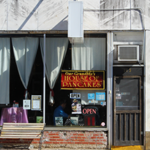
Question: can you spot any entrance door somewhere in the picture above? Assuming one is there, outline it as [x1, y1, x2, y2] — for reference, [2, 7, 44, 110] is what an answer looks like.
[113, 76, 142, 146]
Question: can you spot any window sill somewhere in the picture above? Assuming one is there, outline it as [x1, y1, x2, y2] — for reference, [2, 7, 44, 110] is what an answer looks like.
[0, 126, 108, 131]
[45, 126, 108, 131]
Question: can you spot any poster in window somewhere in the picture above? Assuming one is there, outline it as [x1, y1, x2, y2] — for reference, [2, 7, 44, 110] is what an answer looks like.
[23, 100, 30, 110]
[70, 117, 78, 125]
[70, 93, 81, 99]
[96, 92, 105, 101]
[88, 93, 95, 100]
[71, 99, 81, 114]
[31, 95, 41, 111]
[55, 117, 63, 126]
[36, 116, 43, 123]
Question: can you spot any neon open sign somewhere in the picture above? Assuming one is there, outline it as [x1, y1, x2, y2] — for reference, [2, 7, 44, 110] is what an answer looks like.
[82, 108, 97, 115]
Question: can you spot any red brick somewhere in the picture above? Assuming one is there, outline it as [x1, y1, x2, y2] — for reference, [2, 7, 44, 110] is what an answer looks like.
[81, 142, 89, 144]
[93, 134, 99, 136]
[44, 141, 53, 144]
[57, 139, 64, 141]
[32, 139, 40, 141]
[59, 142, 68, 144]
[48, 139, 57, 141]
[70, 139, 78, 141]
[0, 131, 107, 148]
[89, 142, 96, 144]
[31, 141, 39, 144]
[49, 133, 59, 136]
[52, 136, 60, 138]
[67, 142, 75, 144]
[72, 139, 85, 142]
[75, 142, 83, 144]
[77, 139, 85, 141]
[76, 136, 86, 139]
[91, 137, 97, 139]
[97, 137, 104, 139]
[52, 142, 60, 144]
[76, 134, 84, 136]
[65, 139, 72, 141]
[96, 142, 104, 144]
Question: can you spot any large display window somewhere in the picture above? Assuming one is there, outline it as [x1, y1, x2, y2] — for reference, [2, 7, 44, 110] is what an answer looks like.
[0, 34, 107, 128]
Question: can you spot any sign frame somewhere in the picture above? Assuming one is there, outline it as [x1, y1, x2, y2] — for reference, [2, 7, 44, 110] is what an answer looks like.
[31, 95, 42, 111]
[61, 70, 105, 90]
[23, 99, 30, 110]
[96, 92, 105, 101]
[88, 93, 95, 100]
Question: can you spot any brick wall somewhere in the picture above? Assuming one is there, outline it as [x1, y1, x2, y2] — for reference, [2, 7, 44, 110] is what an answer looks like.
[0, 130, 108, 149]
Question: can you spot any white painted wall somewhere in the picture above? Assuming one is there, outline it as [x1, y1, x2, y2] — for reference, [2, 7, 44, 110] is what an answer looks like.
[145, 31, 150, 131]
[0, 0, 150, 31]
[113, 31, 144, 62]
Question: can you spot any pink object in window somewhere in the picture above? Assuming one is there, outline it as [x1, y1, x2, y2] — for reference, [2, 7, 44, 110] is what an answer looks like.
[0, 107, 28, 125]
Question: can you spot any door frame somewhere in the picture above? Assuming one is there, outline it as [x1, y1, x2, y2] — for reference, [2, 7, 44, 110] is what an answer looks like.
[113, 76, 142, 146]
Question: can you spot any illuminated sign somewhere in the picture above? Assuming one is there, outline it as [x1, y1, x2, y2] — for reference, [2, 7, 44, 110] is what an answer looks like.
[61, 70, 105, 90]
[82, 108, 97, 115]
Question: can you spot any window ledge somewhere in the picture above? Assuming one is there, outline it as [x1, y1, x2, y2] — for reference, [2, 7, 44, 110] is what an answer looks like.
[45, 127, 108, 131]
[0, 126, 108, 131]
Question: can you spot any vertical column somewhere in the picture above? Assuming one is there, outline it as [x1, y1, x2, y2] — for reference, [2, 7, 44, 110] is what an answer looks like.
[107, 32, 113, 148]
[145, 31, 150, 149]
[43, 34, 46, 123]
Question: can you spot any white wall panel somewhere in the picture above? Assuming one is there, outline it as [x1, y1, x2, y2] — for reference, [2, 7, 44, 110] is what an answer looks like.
[0, 0, 149, 31]
[37, 0, 68, 30]
[113, 32, 144, 42]
[8, 0, 39, 30]
[0, 0, 7, 30]
[145, 31, 150, 131]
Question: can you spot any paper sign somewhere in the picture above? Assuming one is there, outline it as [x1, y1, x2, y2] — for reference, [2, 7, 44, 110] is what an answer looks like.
[72, 99, 81, 114]
[70, 117, 78, 125]
[70, 93, 81, 99]
[23, 100, 30, 110]
[96, 92, 105, 100]
[36, 116, 43, 123]
[89, 100, 98, 104]
[88, 93, 95, 100]
[33, 100, 40, 109]
[103, 102, 106, 106]
[55, 117, 63, 126]
[31, 95, 41, 110]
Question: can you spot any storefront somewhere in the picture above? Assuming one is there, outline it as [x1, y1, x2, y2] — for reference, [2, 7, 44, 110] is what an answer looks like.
[0, 31, 145, 149]
[0, 33, 109, 149]
[0, 0, 149, 149]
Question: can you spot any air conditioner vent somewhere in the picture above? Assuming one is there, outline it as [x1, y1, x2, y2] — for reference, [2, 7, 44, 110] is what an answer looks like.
[118, 45, 139, 61]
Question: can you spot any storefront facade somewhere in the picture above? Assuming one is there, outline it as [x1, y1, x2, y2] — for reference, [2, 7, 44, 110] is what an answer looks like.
[0, 0, 150, 149]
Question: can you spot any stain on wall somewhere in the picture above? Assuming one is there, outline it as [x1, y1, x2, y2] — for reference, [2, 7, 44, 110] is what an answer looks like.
[0, 0, 149, 30]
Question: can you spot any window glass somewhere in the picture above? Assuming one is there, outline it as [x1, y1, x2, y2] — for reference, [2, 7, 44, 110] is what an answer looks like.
[115, 78, 139, 110]
[0, 34, 107, 128]
[46, 36, 107, 127]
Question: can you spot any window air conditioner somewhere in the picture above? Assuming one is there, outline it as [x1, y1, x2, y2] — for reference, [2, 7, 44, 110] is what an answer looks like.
[118, 45, 139, 61]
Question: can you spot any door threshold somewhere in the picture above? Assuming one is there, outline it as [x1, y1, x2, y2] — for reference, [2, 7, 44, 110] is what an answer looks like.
[111, 145, 144, 150]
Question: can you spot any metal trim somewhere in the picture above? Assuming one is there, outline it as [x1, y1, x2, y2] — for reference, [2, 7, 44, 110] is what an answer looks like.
[113, 65, 144, 67]
[44, 127, 108, 131]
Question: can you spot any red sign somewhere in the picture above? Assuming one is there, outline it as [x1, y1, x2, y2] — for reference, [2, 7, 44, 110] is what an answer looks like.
[83, 108, 97, 115]
[61, 70, 105, 90]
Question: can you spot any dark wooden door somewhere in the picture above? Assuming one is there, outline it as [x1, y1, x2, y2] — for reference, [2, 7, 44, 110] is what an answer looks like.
[113, 76, 142, 146]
